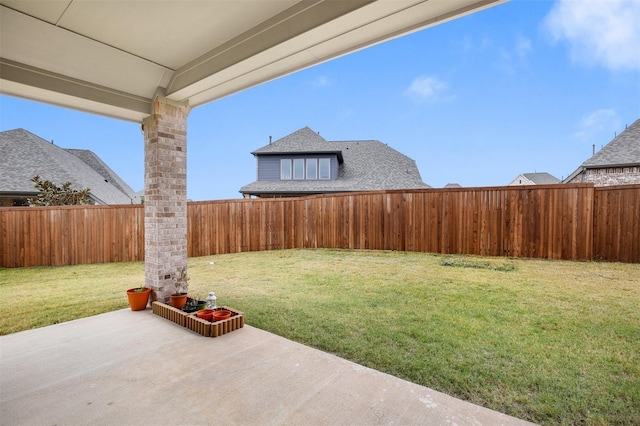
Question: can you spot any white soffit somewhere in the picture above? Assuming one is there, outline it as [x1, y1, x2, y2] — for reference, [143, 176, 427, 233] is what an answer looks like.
[0, 0, 506, 122]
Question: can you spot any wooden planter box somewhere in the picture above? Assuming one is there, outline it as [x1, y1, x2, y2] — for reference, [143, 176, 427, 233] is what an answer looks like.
[152, 302, 244, 337]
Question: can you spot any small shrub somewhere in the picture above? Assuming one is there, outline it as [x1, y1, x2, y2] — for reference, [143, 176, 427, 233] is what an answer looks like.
[28, 175, 91, 206]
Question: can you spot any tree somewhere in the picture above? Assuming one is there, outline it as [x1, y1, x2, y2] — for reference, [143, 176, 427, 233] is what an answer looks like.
[28, 175, 91, 206]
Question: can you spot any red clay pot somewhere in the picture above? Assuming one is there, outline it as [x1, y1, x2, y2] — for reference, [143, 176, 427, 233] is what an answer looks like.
[213, 310, 231, 321]
[170, 293, 188, 309]
[126, 287, 151, 311]
[196, 309, 214, 321]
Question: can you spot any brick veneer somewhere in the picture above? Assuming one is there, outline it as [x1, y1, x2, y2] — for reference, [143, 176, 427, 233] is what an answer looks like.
[143, 95, 190, 303]
[567, 166, 640, 186]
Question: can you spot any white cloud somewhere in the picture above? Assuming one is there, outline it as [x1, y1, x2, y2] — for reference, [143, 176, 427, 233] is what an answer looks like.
[311, 75, 331, 87]
[544, 0, 640, 71]
[452, 35, 492, 54]
[495, 36, 532, 75]
[575, 109, 621, 140]
[515, 35, 533, 61]
[405, 76, 452, 103]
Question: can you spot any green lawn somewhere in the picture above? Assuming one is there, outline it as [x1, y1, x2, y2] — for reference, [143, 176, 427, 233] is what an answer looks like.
[1, 249, 639, 425]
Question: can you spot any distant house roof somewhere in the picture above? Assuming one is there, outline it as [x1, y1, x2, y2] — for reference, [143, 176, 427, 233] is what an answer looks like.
[509, 172, 560, 186]
[240, 127, 429, 196]
[582, 118, 640, 168]
[565, 118, 640, 182]
[0, 128, 139, 204]
[252, 127, 344, 161]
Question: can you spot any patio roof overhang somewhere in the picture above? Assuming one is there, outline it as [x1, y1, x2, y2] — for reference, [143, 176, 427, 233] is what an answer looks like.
[0, 0, 505, 122]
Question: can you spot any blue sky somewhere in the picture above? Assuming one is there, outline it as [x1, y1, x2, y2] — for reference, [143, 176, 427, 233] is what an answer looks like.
[1, 0, 639, 200]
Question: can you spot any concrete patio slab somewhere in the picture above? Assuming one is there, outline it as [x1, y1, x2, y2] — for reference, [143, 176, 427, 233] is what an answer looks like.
[0, 309, 535, 425]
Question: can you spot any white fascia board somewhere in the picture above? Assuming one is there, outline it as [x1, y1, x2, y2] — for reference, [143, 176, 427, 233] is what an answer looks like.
[0, 78, 148, 122]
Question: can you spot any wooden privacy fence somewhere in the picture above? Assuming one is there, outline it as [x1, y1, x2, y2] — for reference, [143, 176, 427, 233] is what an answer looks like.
[1, 184, 638, 267]
[0, 204, 144, 267]
[593, 185, 640, 263]
[188, 184, 597, 259]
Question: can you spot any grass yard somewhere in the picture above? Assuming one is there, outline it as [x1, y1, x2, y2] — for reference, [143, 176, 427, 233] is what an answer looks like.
[1, 249, 638, 425]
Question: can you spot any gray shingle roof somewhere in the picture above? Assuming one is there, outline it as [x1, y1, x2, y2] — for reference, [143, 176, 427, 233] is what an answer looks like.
[522, 172, 560, 184]
[252, 127, 339, 155]
[582, 118, 640, 168]
[240, 127, 429, 195]
[0, 128, 137, 204]
[66, 149, 139, 202]
[564, 118, 640, 183]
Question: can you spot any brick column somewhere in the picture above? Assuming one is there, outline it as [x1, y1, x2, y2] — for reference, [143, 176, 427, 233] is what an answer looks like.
[143, 93, 190, 303]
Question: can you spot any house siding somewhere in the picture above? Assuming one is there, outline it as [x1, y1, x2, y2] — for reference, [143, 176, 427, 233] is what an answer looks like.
[567, 166, 640, 186]
[257, 157, 281, 181]
[509, 175, 533, 186]
[257, 155, 338, 181]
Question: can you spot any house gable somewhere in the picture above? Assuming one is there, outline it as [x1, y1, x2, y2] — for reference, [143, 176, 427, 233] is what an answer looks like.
[240, 127, 429, 197]
[509, 172, 560, 186]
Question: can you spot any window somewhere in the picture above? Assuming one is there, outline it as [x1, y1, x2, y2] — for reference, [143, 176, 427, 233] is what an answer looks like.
[281, 159, 292, 180]
[319, 158, 330, 180]
[293, 159, 305, 180]
[281, 157, 331, 181]
[306, 159, 317, 180]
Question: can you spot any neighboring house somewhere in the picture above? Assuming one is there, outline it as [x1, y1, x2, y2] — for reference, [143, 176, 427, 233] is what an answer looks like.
[0, 128, 140, 206]
[509, 172, 560, 186]
[564, 118, 640, 186]
[443, 183, 462, 188]
[240, 127, 429, 198]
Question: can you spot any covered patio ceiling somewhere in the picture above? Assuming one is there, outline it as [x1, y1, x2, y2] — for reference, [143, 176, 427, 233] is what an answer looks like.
[1, 0, 505, 122]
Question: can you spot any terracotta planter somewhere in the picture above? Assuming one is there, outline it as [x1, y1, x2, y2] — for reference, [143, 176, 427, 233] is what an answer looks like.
[213, 310, 231, 321]
[126, 287, 151, 311]
[196, 309, 214, 321]
[170, 293, 188, 309]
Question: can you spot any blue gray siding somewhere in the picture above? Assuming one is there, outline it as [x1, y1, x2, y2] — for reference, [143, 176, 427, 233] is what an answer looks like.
[257, 156, 281, 181]
[257, 155, 338, 181]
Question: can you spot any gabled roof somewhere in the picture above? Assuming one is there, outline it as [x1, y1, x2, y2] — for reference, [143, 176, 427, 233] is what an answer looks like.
[65, 148, 138, 201]
[510, 172, 560, 185]
[0, 128, 138, 204]
[524, 172, 560, 184]
[564, 118, 640, 183]
[252, 127, 344, 161]
[582, 118, 640, 168]
[240, 127, 429, 195]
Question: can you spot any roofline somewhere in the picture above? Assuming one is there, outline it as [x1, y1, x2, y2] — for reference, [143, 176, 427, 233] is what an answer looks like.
[251, 150, 345, 163]
[0, 191, 108, 205]
[251, 150, 342, 155]
[583, 162, 640, 169]
[239, 189, 347, 196]
[563, 166, 583, 183]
